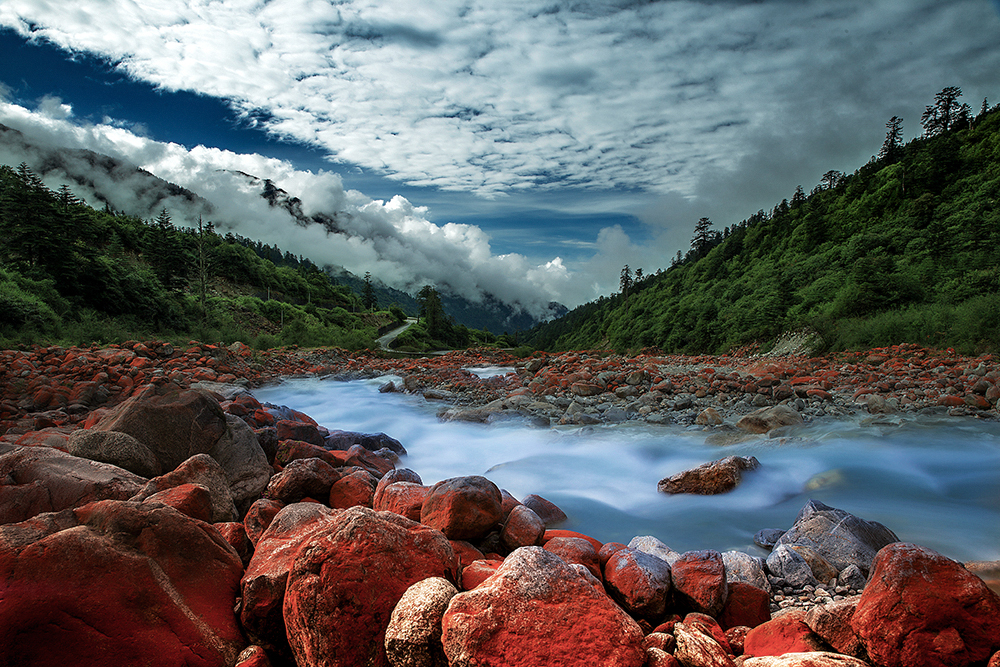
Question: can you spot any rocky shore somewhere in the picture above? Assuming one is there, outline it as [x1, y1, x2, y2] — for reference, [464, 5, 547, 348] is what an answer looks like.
[1, 340, 999, 667]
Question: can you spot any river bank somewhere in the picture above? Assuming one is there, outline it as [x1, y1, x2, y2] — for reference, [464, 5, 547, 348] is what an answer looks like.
[1, 341, 999, 666]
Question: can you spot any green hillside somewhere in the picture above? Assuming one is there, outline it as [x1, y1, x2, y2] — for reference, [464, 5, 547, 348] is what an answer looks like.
[0, 165, 396, 349]
[527, 93, 1000, 355]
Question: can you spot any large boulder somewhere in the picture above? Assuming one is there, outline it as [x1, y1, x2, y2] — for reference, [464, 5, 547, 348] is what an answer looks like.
[775, 500, 899, 576]
[723, 550, 771, 592]
[67, 429, 161, 478]
[129, 453, 239, 523]
[0, 444, 146, 524]
[283, 506, 459, 667]
[420, 476, 503, 541]
[442, 546, 646, 666]
[851, 543, 1000, 667]
[657, 456, 760, 495]
[0, 499, 245, 666]
[736, 405, 803, 434]
[744, 610, 829, 657]
[81, 390, 270, 514]
[240, 503, 340, 653]
[326, 429, 407, 455]
[741, 655, 871, 667]
[385, 577, 458, 667]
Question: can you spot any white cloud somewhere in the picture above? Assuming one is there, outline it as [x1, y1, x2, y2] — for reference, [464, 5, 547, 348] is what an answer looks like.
[2, 0, 997, 202]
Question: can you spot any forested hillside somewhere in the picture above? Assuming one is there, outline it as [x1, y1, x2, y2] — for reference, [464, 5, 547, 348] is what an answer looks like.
[527, 92, 1000, 355]
[0, 164, 397, 349]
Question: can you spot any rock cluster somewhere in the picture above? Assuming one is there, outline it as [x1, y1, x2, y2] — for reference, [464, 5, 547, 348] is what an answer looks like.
[1, 342, 1000, 666]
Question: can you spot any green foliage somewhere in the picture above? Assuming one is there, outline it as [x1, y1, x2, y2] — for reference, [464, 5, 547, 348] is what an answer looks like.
[527, 101, 1000, 354]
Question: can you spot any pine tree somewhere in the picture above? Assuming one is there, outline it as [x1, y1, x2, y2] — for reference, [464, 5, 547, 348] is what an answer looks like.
[879, 116, 904, 162]
[921, 87, 965, 137]
[362, 271, 378, 311]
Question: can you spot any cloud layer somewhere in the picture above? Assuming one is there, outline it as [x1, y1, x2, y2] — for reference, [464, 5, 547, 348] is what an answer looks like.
[2, 1, 997, 200]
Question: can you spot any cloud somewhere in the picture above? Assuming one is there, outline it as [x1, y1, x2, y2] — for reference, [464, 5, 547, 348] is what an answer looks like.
[1, 0, 996, 203]
[0, 98, 606, 315]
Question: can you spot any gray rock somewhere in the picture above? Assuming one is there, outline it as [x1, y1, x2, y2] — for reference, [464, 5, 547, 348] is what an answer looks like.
[736, 404, 803, 434]
[837, 563, 867, 590]
[776, 500, 899, 576]
[385, 577, 457, 667]
[723, 550, 771, 592]
[68, 430, 162, 478]
[754, 528, 785, 550]
[766, 544, 820, 589]
[628, 535, 681, 565]
[209, 414, 272, 516]
[190, 381, 253, 400]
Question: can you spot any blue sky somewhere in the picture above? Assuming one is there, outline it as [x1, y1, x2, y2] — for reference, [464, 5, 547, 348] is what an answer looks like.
[1, 1, 999, 312]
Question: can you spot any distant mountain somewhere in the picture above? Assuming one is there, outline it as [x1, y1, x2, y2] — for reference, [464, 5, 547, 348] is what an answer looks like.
[0, 122, 560, 333]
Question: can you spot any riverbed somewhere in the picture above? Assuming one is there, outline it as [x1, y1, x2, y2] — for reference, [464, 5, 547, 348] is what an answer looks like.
[254, 374, 1000, 563]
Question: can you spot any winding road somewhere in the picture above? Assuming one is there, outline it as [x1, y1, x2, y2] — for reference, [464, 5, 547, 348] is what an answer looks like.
[376, 318, 417, 350]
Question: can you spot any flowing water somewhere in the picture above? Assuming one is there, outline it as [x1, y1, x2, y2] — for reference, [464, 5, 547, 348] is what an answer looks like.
[254, 372, 1000, 563]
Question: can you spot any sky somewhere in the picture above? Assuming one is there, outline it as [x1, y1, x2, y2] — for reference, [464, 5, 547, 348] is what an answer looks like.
[1, 0, 999, 316]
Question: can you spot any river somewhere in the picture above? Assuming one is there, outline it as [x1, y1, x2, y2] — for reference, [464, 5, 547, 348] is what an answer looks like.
[254, 370, 1000, 563]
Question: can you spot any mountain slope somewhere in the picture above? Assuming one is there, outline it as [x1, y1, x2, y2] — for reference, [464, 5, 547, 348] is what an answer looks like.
[527, 104, 1000, 355]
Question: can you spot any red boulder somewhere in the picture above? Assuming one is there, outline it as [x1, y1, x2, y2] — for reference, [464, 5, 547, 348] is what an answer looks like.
[420, 475, 503, 541]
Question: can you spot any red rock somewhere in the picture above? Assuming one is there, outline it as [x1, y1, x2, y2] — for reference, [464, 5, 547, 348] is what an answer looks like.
[244, 498, 285, 546]
[264, 456, 342, 504]
[500, 488, 522, 518]
[646, 647, 683, 666]
[939, 395, 966, 407]
[0, 499, 244, 666]
[501, 504, 546, 551]
[240, 503, 340, 654]
[658, 456, 759, 495]
[743, 610, 828, 657]
[683, 612, 732, 652]
[851, 542, 1000, 667]
[13, 428, 71, 449]
[964, 393, 991, 409]
[276, 419, 326, 447]
[604, 546, 674, 620]
[544, 528, 603, 552]
[442, 546, 645, 666]
[990, 651, 1000, 667]
[234, 645, 273, 667]
[0, 445, 147, 524]
[215, 521, 253, 567]
[726, 626, 749, 655]
[544, 536, 603, 579]
[461, 558, 503, 590]
[283, 506, 459, 667]
[328, 468, 376, 509]
[718, 582, 771, 629]
[420, 475, 503, 541]
[571, 382, 604, 396]
[672, 549, 729, 617]
[142, 482, 214, 522]
[374, 481, 430, 521]
[450, 539, 486, 570]
[129, 452, 238, 523]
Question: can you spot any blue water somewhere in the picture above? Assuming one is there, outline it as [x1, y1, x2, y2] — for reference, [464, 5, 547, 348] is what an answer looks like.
[254, 375, 1000, 562]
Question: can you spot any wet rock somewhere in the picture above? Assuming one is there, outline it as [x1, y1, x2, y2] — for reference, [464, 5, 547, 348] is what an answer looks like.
[0, 444, 147, 524]
[420, 475, 503, 541]
[604, 546, 674, 620]
[851, 542, 1000, 667]
[657, 455, 760, 495]
[754, 528, 785, 550]
[385, 577, 458, 667]
[521, 493, 568, 526]
[696, 407, 724, 425]
[0, 499, 245, 666]
[672, 549, 729, 617]
[629, 534, 682, 565]
[276, 419, 326, 447]
[326, 429, 407, 455]
[776, 500, 898, 576]
[500, 504, 545, 551]
[442, 546, 645, 666]
[284, 507, 459, 667]
[766, 545, 820, 589]
[328, 468, 377, 509]
[375, 482, 431, 521]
